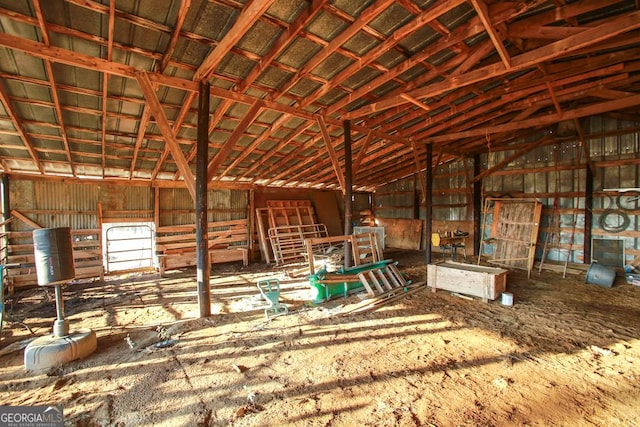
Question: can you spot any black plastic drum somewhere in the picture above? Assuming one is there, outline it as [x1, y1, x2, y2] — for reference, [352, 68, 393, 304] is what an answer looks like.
[33, 227, 75, 286]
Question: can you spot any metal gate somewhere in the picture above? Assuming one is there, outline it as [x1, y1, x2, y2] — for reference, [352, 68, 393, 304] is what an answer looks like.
[104, 223, 154, 273]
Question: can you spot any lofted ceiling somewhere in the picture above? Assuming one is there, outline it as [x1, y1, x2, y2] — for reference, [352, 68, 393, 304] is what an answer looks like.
[0, 0, 639, 193]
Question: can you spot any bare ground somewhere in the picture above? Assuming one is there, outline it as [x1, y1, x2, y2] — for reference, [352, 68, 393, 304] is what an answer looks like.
[1, 250, 639, 426]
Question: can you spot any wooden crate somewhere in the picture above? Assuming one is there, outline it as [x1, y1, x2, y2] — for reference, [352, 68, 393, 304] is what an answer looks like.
[427, 261, 507, 302]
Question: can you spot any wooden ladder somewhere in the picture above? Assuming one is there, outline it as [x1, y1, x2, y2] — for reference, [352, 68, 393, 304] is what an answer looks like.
[356, 262, 409, 297]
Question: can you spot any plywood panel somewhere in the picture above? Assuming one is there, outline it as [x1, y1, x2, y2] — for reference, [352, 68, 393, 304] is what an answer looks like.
[312, 191, 343, 236]
[376, 218, 423, 250]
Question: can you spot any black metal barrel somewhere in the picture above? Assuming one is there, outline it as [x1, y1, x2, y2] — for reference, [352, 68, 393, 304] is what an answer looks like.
[33, 227, 75, 286]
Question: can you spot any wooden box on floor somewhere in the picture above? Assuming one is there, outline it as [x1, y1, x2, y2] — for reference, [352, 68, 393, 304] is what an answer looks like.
[427, 261, 507, 302]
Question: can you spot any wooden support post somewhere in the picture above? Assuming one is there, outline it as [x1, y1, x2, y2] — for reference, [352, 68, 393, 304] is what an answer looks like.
[473, 154, 482, 256]
[584, 160, 594, 264]
[425, 143, 433, 265]
[1, 175, 9, 223]
[344, 120, 353, 269]
[196, 80, 211, 318]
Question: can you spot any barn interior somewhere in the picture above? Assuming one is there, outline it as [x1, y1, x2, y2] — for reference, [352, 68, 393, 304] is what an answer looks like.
[0, 0, 639, 425]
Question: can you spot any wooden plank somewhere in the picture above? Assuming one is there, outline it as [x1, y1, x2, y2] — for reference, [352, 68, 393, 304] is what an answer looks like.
[10, 210, 41, 229]
[469, 0, 511, 68]
[317, 116, 346, 194]
[357, 272, 375, 296]
[375, 218, 422, 250]
[193, 0, 276, 81]
[343, 9, 640, 119]
[207, 101, 263, 180]
[135, 71, 196, 200]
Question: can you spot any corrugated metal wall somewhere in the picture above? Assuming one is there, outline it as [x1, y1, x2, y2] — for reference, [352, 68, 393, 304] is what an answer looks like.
[375, 117, 639, 263]
[158, 187, 248, 227]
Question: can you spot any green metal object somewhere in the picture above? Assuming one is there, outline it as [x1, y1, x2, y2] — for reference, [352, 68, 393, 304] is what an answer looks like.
[257, 279, 288, 320]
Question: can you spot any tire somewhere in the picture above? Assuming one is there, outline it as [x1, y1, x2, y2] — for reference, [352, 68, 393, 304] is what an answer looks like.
[617, 191, 640, 211]
[599, 209, 630, 233]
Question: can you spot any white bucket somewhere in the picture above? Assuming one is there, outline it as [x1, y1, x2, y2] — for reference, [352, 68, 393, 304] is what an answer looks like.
[501, 292, 513, 306]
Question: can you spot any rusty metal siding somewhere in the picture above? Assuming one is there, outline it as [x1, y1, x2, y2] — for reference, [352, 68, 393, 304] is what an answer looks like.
[374, 176, 415, 219]
[158, 187, 249, 227]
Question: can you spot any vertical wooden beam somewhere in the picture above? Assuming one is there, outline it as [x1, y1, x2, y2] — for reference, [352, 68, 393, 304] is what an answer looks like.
[135, 71, 196, 201]
[344, 120, 353, 269]
[196, 81, 211, 318]
[425, 143, 433, 265]
[584, 160, 594, 264]
[411, 141, 427, 203]
[352, 130, 373, 176]
[154, 186, 160, 239]
[1, 175, 9, 223]
[473, 154, 482, 256]
[317, 116, 346, 194]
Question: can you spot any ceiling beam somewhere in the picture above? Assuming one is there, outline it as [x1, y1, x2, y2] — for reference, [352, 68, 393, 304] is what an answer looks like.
[300, 0, 467, 111]
[33, 0, 76, 177]
[207, 101, 263, 180]
[160, 0, 191, 72]
[0, 80, 43, 173]
[135, 71, 196, 200]
[317, 116, 346, 194]
[236, 0, 328, 94]
[352, 130, 373, 176]
[471, 134, 553, 183]
[273, 0, 393, 100]
[468, 0, 511, 68]
[193, 0, 275, 82]
[344, 10, 640, 119]
[423, 93, 640, 144]
[0, 32, 405, 146]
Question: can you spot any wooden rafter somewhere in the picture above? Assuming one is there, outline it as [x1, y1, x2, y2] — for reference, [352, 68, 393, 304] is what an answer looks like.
[135, 71, 196, 200]
[400, 94, 431, 112]
[306, 0, 467, 111]
[274, 0, 393, 99]
[236, 0, 329, 94]
[352, 130, 374, 176]
[193, 0, 275, 82]
[344, 10, 640, 119]
[217, 112, 291, 179]
[471, 134, 553, 183]
[33, 0, 75, 177]
[469, 0, 511, 68]
[104, 0, 115, 178]
[160, 0, 191, 72]
[134, 0, 191, 180]
[0, 80, 43, 173]
[317, 116, 346, 194]
[207, 101, 263, 181]
[0, 32, 406, 146]
[424, 93, 640, 145]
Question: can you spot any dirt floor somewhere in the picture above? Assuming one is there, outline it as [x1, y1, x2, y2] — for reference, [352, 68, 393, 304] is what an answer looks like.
[1, 250, 639, 426]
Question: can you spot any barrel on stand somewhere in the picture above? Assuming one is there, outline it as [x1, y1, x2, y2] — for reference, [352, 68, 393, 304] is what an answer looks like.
[33, 227, 75, 286]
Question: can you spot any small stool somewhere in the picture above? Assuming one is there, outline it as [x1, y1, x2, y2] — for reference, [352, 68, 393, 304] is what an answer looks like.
[257, 279, 288, 320]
